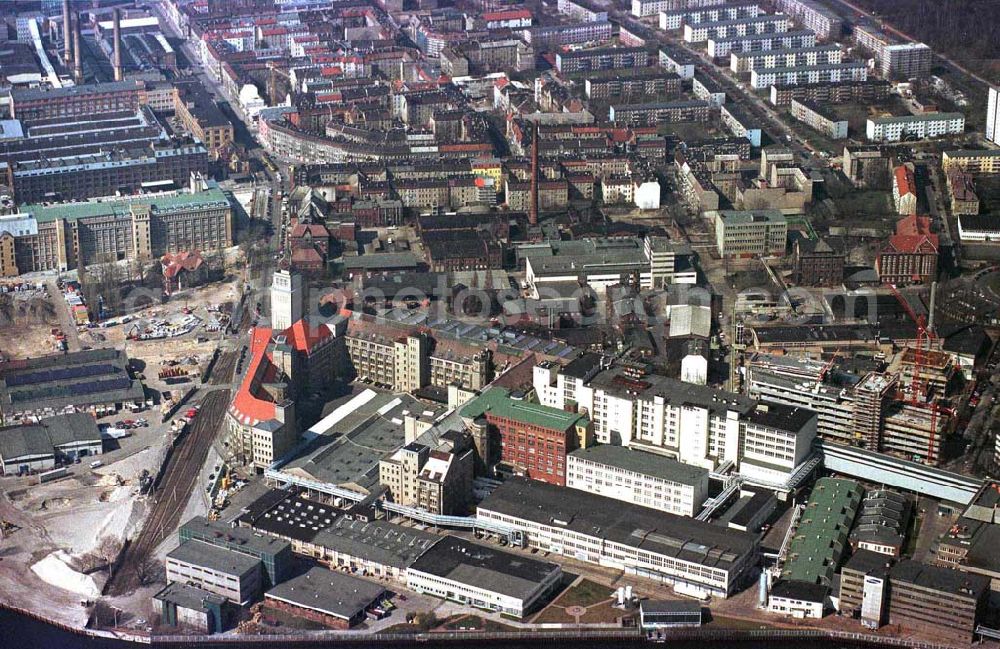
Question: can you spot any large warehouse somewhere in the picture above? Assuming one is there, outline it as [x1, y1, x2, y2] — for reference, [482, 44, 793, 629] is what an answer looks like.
[0, 348, 145, 423]
[477, 477, 759, 598]
[0, 412, 102, 475]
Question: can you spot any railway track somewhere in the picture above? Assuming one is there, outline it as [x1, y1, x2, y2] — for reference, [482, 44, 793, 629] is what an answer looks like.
[105, 389, 231, 596]
[209, 349, 238, 385]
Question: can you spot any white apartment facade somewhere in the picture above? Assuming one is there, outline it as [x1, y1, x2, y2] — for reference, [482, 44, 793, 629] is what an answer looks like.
[683, 15, 789, 44]
[731, 44, 842, 73]
[707, 29, 816, 58]
[866, 113, 965, 142]
[659, 3, 761, 31]
[750, 62, 866, 89]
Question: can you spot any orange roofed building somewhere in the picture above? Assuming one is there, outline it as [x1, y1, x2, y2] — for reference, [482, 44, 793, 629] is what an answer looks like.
[876, 214, 939, 286]
[226, 319, 341, 472]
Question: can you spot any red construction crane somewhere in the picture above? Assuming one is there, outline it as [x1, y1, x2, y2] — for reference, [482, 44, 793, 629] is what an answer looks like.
[889, 286, 941, 464]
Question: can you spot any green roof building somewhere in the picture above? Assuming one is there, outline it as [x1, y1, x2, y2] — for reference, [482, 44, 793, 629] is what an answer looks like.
[782, 477, 863, 586]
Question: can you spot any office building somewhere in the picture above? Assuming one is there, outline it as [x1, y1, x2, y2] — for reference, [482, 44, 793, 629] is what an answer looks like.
[478, 477, 759, 598]
[566, 445, 709, 516]
[773, 0, 842, 39]
[866, 113, 965, 142]
[165, 540, 263, 606]
[876, 214, 938, 285]
[838, 549, 893, 628]
[608, 100, 712, 125]
[714, 210, 788, 257]
[707, 29, 816, 59]
[738, 404, 816, 486]
[178, 516, 293, 588]
[460, 387, 591, 486]
[987, 86, 999, 146]
[790, 99, 848, 139]
[750, 61, 866, 89]
[407, 536, 562, 618]
[887, 561, 989, 641]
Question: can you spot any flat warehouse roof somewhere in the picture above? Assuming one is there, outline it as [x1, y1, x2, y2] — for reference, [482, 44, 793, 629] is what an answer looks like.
[265, 567, 385, 620]
[569, 445, 708, 486]
[479, 477, 757, 570]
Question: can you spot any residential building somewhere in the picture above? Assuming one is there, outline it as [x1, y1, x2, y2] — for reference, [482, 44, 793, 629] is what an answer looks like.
[987, 86, 999, 146]
[843, 145, 890, 188]
[880, 43, 932, 79]
[942, 149, 1000, 175]
[659, 46, 697, 78]
[793, 238, 844, 286]
[946, 170, 980, 216]
[555, 46, 651, 73]
[773, 0, 842, 39]
[683, 15, 790, 44]
[477, 477, 759, 598]
[876, 214, 938, 285]
[866, 113, 965, 143]
[715, 210, 788, 257]
[585, 70, 682, 100]
[692, 73, 726, 106]
[720, 103, 763, 146]
[706, 29, 816, 59]
[459, 387, 591, 486]
[631, 0, 723, 17]
[165, 539, 263, 606]
[892, 164, 918, 215]
[557, 0, 608, 23]
[790, 99, 848, 139]
[660, 3, 762, 31]
[523, 21, 613, 49]
[566, 445, 710, 516]
[750, 62, 866, 89]
[731, 44, 842, 73]
[769, 80, 890, 107]
[407, 536, 562, 618]
[608, 100, 712, 125]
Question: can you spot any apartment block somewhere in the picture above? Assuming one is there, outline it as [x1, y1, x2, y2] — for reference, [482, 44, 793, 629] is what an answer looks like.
[942, 149, 1000, 175]
[750, 61, 866, 89]
[790, 99, 848, 139]
[632, 0, 722, 18]
[707, 29, 816, 59]
[773, 0, 842, 39]
[659, 2, 761, 31]
[585, 70, 682, 99]
[566, 445, 710, 516]
[523, 21, 613, 48]
[659, 46, 697, 78]
[866, 113, 965, 142]
[609, 100, 712, 125]
[557, 0, 608, 22]
[730, 44, 841, 73]
[683, 15, 789, 44]
[769, 80, 890, 107]
[987, 86, 999, 146]
[555, 46, 651, 73]
[721, 104, 763, 146]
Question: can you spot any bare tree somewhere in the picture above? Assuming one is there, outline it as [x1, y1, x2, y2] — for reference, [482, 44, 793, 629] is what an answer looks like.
[136, 556, 164, 586]
[96, 536, 124, 579]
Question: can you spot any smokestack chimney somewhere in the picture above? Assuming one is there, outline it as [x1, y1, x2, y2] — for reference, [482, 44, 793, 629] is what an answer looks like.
[63, 0, 72, 66]
[113, 8, 122, 81]
[928, 281, 937, 333]
[529, 121, 539, 227]
[73, 13, 83, 83]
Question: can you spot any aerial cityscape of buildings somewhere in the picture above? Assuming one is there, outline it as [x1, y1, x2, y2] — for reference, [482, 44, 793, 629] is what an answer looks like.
[0, 0, 998, 645]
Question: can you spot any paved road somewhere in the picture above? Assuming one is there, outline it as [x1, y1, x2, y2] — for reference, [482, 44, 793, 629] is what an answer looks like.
[44, 278, 82, 353]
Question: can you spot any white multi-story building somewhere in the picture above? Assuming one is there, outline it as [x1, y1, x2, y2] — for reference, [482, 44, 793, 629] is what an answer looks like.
[684, 14, 788, 43]
[659, 47, 697, 78]
[165, 540, 263, 606]
[730, 44, 842, 73]
[866, 113, 965, 142]
[632, 0, 721, 18]
[478, 477, 760, 598]
[707, 29, 816, 58]
[773, 0, 842, 39]
[750, 61, 866, 89]
[714, 209, 788, 257]
[986, 85, 999, 146]
[534, 357, 754, 471]
[270, 269, 303, 331]
[738, 403, 816, 486]
[566, 445, 710, 516]
[660, 2, 761, 31]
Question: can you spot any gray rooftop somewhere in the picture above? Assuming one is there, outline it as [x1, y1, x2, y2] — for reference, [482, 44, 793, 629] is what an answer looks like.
[312, 516, 440, 570]
[167, 539, 261, 577]
[0, 412, 101, 462]
[409, 536, 561, 601]
[153, 582, 226, 612]
[889, 560, 989, 598]
[265, 567, 385, 620]
[588, 366, 755, 416]
[569, 445, 708, 486]
[479, 477, 757, 571]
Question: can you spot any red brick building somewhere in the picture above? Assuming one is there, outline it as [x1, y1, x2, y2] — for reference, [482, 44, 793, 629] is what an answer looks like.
[877, 215, 938, 286]
[460, 387, 591, 486]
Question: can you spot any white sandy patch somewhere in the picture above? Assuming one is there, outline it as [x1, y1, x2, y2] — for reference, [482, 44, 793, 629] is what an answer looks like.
[31, 551, 101, 599]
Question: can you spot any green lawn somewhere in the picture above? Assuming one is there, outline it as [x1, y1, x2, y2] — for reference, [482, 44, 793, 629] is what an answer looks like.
[440, 614, 517, 632]
[554, 579, 613, 608]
